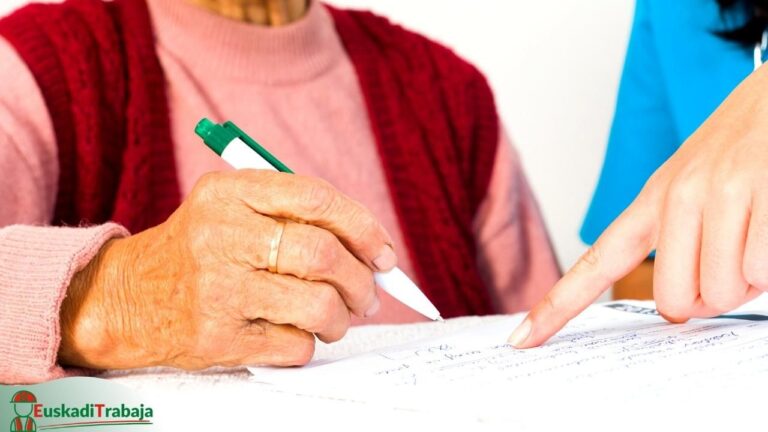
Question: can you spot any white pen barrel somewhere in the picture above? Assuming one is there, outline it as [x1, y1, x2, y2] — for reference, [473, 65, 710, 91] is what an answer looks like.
[374, 268, 441, 321]
[221, 138, 278, 171]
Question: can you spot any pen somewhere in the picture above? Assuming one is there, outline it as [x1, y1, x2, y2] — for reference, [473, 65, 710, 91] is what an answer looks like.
[195, 118, 443, 321]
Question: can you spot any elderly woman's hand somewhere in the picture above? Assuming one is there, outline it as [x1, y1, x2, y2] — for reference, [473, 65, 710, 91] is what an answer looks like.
[57, 170, 396, 370]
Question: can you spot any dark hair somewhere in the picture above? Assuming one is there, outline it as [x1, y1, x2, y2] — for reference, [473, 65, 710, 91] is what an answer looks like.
[717, 0, 768, 44]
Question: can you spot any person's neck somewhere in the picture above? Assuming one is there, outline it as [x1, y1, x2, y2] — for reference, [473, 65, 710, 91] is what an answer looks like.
[186, 0, 308, 25]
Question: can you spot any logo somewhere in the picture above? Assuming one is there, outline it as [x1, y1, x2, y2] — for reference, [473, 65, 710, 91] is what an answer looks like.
[10, 391, 36, 432]
[7, 389, 153, 431]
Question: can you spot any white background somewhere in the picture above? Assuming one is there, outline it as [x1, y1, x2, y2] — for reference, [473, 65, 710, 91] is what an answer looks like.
[0, 0, 635, 287]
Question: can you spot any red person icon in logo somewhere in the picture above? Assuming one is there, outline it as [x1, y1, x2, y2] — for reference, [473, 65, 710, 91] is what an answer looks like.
[9, 390, 36, 432]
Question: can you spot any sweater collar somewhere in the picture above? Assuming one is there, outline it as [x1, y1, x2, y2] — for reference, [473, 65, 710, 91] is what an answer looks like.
[146, 0, 345, 84]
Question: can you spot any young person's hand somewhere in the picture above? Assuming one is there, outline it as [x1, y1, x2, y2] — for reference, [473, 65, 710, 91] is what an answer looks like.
[509, 65, 768, 348]
[59, 170, 396, 369]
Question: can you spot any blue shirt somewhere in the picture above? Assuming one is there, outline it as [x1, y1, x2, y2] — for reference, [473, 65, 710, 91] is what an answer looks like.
[580, 0, 755, 244]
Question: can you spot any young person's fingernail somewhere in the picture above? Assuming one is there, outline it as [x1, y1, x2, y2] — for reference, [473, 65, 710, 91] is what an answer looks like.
[365, 296, 381, 318]
[507, 318, 532, 348]
[373, 245, 397, 271]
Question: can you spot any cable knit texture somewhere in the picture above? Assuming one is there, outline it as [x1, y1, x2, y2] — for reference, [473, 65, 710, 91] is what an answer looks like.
[0, 223, 128, 384]
[0, 0, 180, 233]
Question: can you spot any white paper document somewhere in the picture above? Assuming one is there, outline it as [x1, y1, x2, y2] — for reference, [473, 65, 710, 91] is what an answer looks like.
[251, 301, 768, 386]
[249, 300, 768, 427]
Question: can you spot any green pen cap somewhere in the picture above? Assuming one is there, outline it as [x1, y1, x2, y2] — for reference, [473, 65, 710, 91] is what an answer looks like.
[195, 118, 237, 156]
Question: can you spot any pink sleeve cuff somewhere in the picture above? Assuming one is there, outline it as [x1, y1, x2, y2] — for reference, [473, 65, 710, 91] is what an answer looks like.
[0, 223, 129, 384]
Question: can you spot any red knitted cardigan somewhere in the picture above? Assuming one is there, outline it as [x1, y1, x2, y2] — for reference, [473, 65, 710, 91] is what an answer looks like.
[0, 0, 500, 317]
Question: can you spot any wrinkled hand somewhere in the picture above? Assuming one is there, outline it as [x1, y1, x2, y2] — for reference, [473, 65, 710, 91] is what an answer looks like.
[59, 170, 396, 369]
[509, 65, 768, 348]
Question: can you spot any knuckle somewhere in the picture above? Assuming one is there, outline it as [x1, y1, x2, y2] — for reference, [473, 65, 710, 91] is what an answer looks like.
[355, 214, 385, 247]
[700, 293, 738, 314]
[259, 321, 315, 366]
[312, 285, 341, 326]
[196, 171, 218, 188]
[234, 168, 261, 179]
[571, 246, 604, 280]
[306, 230, 340, 275]
[743, 260, 768, 290]
[289, 333, 316, 365]
[714, 175, 747, 201]
[300, 178, 337, 219]
[526, 293, 560, 329]
[190, 172, 230, 209]
[337, 315, 351, 339]
[320, 314, 351, 344]
[540, 293, 558, 314]
[665, 177, 702, 208]
[194, 171, 223, 194]
[638, 169, 668, 203]
[347, 268, 375, 310]
[699, 273, 750, 313]
[235, 169, 280, 195]
[581, 246, 601, 268]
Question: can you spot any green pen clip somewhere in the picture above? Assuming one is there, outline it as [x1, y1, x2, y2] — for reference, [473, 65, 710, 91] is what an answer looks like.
[222, 121, 293, 174]
[195, 118, 294, 174]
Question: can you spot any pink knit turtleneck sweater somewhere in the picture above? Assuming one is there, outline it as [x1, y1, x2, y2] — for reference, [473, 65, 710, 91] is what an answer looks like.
[0, 0, 560, 383]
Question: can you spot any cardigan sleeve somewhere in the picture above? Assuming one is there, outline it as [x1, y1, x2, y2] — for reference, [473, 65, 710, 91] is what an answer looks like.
[0, 35, 128, 384]
[474, 128, 561, 313]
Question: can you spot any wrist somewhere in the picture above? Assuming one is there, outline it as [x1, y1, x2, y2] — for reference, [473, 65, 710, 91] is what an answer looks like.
[59, 236, 154, 369]
[59, 238, 116, 368]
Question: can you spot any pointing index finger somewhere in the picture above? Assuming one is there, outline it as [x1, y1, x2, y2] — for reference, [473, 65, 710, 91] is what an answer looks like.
[509, 199, 658, 348]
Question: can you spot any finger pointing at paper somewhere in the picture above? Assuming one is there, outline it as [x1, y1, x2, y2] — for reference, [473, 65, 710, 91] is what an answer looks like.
[508, 64, 768, 348]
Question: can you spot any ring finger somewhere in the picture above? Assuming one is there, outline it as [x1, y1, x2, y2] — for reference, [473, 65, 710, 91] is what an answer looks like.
[233, 215, 377, 317]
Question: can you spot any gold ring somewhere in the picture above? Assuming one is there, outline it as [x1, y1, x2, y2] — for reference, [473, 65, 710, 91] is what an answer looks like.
[268, 220, 286, 273]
